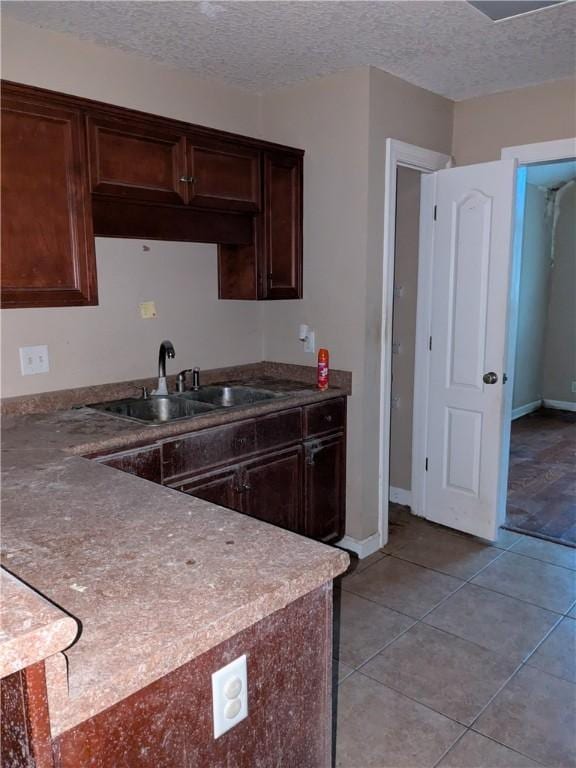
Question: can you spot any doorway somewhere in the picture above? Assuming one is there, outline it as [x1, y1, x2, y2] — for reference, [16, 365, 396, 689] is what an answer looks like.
[504, 158, 576, 546]
[388, 167, 423, 523]
[378, 140, 450, 548]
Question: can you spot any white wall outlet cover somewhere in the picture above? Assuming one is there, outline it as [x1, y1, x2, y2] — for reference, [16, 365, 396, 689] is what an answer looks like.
[19, 345, 49, 376]
[304, 329, 316, 354]
[139, 301, 157, 319]
[211, 654, 248, 739]
[298, 323, 309, 341]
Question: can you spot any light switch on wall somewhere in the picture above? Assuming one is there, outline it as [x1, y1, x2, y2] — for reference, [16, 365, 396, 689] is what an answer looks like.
[19, 345, 49, 376]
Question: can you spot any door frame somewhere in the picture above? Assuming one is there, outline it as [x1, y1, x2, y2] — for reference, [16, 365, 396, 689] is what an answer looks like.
[378, 139, 451, 546]
[498, 137, 576, 516]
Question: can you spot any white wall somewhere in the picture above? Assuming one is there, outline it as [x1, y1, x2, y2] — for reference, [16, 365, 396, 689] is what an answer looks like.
[259, 67, 453, 540]
[543, 181, 576, 405]
[452, 77, 576, 166]
[512, 185, 552, 413]
[258, 68, 371, 540]
[0, 18, 264, 397]
[2, 241, 263, 396]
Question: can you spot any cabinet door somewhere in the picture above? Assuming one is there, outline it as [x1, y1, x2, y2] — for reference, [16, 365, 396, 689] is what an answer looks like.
[1, 93, 97, 308]
[87, 115, 187, 204]
[304, 434, 346, 543]
[187, 138, 261, 212]
[171, 467, 240, 511]
[242, 447, 303, 532]
[101, 445, 162, 484]
[262, 150, 303, 300]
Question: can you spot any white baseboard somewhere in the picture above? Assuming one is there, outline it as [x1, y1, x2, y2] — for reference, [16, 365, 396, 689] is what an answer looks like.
[336, 532, 381, 560]
[389, 486, 412, 506]
[543, 399, 576, 412]
[512, 400, 542, 420]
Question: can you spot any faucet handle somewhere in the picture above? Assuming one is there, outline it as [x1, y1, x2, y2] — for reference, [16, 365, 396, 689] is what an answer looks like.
[140, 386, 150, 400]
[176, 369, 192, 393]
[192, 367, 200, 391]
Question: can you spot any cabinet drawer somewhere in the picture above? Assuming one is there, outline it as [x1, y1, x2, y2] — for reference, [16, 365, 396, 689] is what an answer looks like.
[255, 408, 302, 452]
[304, 398, 346, 437]
[162, 420, 256, 480]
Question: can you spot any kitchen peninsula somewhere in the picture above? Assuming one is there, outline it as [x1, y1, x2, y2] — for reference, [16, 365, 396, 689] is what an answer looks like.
[1, 363, 350, 767]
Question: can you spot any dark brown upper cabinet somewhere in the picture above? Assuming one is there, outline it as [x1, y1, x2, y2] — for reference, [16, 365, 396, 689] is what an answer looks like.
[218, 149, 303, 301]
[88, 116, 260, 212]
[87, 114, 188, 205]
[263, 151, 303, 300]
[1, 80, 303, 308]
[1, 88, 97, 308]
[187, 137, 261, 212]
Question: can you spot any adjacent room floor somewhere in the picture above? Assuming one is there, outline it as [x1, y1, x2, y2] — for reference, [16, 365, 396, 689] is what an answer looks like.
[506, 408, 576, 547]
[334, 506, 576, 768]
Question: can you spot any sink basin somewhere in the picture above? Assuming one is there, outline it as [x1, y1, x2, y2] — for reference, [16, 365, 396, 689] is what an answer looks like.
[179, 385, 280, 408]
[88, 395, 216, 424]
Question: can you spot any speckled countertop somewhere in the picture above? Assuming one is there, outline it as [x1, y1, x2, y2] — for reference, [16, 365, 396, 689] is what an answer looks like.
[1, 372, 349, 737]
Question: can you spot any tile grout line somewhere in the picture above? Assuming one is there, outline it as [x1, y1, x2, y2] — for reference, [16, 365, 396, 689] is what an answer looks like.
[335, 529, 575, 767]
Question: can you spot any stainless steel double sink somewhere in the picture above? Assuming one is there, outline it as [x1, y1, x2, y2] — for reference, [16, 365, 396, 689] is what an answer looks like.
[87, 385, 282, 425]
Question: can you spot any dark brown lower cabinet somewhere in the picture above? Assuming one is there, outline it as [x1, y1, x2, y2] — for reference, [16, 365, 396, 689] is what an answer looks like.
[304, 434, 346, 543]
[172, 447, 303, 533]
[242, 447, 303, 531]
[173, 465, 240, 510]
[97, 397, 346, 544]
[1, 587, 333, 768]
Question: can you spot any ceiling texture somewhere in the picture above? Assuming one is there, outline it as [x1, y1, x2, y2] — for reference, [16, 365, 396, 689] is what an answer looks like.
[3, 0, 575, 100]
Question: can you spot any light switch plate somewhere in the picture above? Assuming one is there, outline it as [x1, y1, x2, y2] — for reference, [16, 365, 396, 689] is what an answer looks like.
[19, 345, 49, 375]
[139, 301, 157, 319]
[211, 654, 248, 739]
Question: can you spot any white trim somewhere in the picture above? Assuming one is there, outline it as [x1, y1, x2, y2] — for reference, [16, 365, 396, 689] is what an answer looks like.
[543, 399, 576, 412]
[336, 533, 381, 559]
[378, 139, 450, 548]
[411, 173, 437, 519]
[389, 486, 412, 506]
[501, 138, 576, 164]
[512, 400, 542, 420]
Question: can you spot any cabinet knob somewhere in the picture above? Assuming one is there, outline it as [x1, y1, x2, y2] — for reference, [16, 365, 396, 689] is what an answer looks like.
[242, 482, 251, 491]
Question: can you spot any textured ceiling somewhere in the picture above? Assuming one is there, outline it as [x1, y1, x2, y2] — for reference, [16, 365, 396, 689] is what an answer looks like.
[3, 1, 576, 100]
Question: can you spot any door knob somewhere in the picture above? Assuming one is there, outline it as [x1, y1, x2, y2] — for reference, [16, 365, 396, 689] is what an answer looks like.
[483, 372, 498, 384]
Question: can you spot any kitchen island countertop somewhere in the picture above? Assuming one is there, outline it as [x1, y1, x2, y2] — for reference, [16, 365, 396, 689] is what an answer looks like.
[1, 379, 349, 736]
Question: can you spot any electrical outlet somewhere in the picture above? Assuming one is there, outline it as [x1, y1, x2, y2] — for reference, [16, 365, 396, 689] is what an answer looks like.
[304, 330, 316, 354]
[19, 345, 49, 375]
[139, 301, 157, 319]
[211, 655, 248, 739]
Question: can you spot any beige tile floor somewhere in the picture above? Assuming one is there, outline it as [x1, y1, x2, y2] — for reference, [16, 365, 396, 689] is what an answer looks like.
[334, 509, 576, 768]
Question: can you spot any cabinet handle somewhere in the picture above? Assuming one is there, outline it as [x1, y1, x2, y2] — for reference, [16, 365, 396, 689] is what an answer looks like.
[306, 440, 322, 466]
[325, 415, 333, 423]
[179, 175, 196, 183]
[242, 483, 251, 491]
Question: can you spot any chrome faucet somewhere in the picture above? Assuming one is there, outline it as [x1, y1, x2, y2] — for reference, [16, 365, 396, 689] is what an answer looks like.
[154, 340, 175, 396]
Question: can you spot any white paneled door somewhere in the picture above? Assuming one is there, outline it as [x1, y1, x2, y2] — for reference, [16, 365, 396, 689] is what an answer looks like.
[425, 160, 516, 540]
